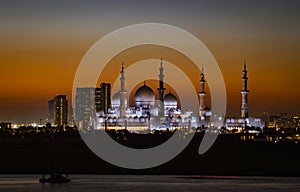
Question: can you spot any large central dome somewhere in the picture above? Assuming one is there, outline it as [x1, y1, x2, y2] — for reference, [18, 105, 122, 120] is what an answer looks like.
[164, 92, 178, 109]
[135, 84, 155, 109]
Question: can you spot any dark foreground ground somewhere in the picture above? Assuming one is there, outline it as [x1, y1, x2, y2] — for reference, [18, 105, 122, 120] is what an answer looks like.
[0, 131, 299, 176]
[1, 175, 300, 192]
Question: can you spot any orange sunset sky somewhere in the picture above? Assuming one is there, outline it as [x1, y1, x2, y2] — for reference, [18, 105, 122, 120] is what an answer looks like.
[0, 0, 299, 123]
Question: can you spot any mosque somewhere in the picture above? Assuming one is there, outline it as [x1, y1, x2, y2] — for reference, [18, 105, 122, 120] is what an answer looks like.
[97, 59, 203, 130]
[95, 59, 262, 131]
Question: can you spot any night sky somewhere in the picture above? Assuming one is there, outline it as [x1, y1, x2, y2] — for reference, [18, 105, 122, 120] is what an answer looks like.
[0, 0, 299, 123]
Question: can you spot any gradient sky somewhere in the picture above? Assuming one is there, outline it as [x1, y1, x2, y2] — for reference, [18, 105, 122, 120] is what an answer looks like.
[0, 0, 299, 123]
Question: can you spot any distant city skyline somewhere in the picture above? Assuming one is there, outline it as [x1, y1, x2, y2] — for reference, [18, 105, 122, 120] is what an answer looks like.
[0, 0, 299, 123]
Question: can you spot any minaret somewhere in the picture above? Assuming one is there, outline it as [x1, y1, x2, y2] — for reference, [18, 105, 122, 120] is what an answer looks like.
[199, 68, 206, 124]
[157, 58, 165, 117]
[119, 62, 127, 118]
[241, 62, 249, 118]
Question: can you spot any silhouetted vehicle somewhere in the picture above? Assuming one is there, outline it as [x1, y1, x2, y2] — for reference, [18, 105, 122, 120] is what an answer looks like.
[39, 173, 71, 183]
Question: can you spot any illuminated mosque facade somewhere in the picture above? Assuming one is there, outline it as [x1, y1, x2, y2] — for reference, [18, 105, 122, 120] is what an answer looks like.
[99, 59, 191, 130]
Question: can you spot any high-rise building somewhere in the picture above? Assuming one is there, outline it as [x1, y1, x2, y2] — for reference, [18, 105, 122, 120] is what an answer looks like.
[95, 83, 111, 114]
[75, 83, 111, 129]
[75, 87, 96, 129]
[95, 87, 101, 113]
[48, 99, 54, 123]
[53, 95, 68, 127]
[241, 62, 249, 118]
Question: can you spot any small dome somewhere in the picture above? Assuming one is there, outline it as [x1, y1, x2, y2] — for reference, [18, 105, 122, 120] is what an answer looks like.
[112, 91, 127, 108]
[135, 85, 155, 108]
[164, 92, 178, 109]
